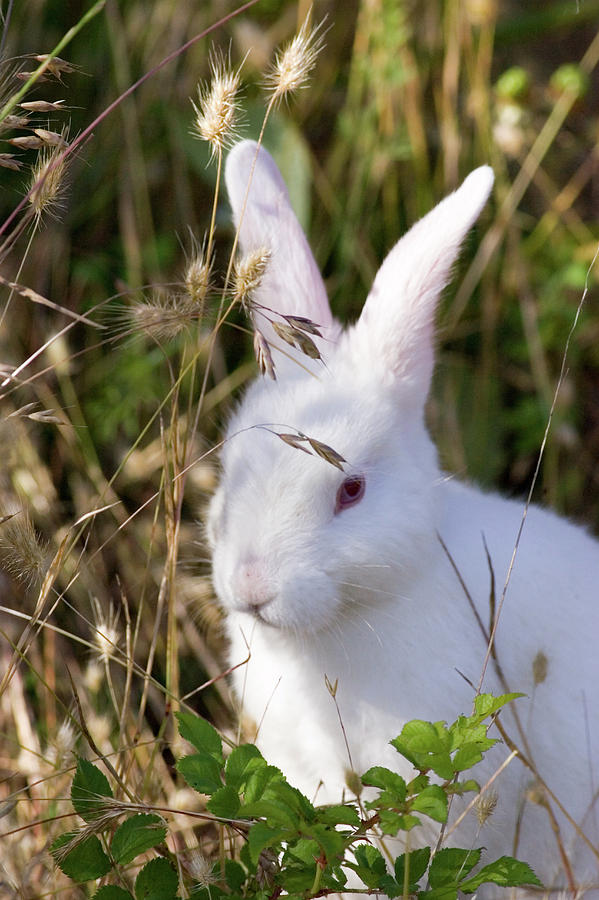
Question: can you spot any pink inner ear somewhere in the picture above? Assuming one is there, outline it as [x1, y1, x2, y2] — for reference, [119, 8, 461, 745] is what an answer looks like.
[346, 166, 494, 399]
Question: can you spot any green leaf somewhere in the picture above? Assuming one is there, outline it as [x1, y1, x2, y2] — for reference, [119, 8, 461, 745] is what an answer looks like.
[451, 742, 488, 772]
[352, 844, 388, 887]
[394, 846, 431, 888]
[225, 743, 265, 790]
[243, 764, 285, 803]
[473, 693, 523, 720]
[418, 886, 458, 900]
[135, 857, 179, 900]
[411, 785, 448, 823]
[111, 814, 166, 866]
[446, 779, 479, 795]
[240, 797, 300, 829]
[207, 785, 240, 819]
[304, 822, 346, 862]
[316, 804, 360, 827]
[176, 711, 223, 763]
[71, 757, 113, 822]
[176, 754, 223, 794]
[224, 859, 246, 892]
[392, 721, 453, 779]
[51, 832, 112, 881]
[247, 821, 289, 864]
[459, 856, 541, 893]
[429, 848, 481, 887]
[378, 809, 421, 834]
[93, 888, 134, 899]
[361, 766, 407, 800]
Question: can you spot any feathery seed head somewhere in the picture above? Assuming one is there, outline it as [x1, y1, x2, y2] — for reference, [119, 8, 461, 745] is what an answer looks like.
[265, 16, 325, 105]
[29, 140, 68, 220]
[0, 506, 47, 587]
[233, 246, 270, 308]
[475, 789, 498, 826]
[192, 52, 241, 156]
[130, 292, 197, 342]
[184, 249, 211, 307]
[93, 603, 120, 665]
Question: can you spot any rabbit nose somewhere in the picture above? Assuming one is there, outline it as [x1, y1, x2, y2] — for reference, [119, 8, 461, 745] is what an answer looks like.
[234, 559, 275, 612]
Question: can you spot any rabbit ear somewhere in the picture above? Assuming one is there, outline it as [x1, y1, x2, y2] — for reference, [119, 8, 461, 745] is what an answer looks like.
[347, 167, 494, 406]
[226, 140, 339, 375]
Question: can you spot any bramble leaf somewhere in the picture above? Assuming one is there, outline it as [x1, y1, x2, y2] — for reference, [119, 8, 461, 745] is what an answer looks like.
[459, 856, 541, 893]
[110, 814, 166, 865]
[71, 757, 113, 822]
[176, 753, 223, 794]
[176, 711, 223, 763]
[51, 832, 112, 881]
[134, 857, 178, 899]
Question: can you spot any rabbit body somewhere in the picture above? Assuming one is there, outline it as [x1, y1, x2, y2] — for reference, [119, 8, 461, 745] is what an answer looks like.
[209, 140, 599, 895]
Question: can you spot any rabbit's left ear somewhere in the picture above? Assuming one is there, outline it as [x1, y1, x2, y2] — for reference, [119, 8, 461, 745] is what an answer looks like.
[346, 167, 494, 406]
[226, 140, 339, 374]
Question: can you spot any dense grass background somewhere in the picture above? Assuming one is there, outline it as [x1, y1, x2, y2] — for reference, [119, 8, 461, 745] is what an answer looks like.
[0, 0, 598, 894]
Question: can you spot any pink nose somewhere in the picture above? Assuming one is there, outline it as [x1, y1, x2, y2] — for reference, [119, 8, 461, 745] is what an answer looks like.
[234, 559, 274, 610]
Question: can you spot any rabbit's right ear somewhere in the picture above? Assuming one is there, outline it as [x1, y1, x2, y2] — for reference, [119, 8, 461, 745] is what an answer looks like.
[226, 140, 339, 374]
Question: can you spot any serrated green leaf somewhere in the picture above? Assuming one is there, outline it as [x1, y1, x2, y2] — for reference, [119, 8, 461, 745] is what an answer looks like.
[418, 886, 458, 900]
[51, 831, 112, 881]
[93, 887, 134, 899]
[243, 764, 284, 803]
[240, 797, 300, 829]
[207, 784, 240, 818]
[176, 753, 223, 794]
[316, 804, 360, 827]
[378, 809, 421, 834]
[446, 778, 479, 795]
[224, 859, 246, 892]
[247, 821, 289, 864]
[175, 712, 223, 763]
[110, 814, 166, 865]
[429, 848, 481, 887]
[135, 857, 179, 899]
[349, 844, 397, 892]
[362, 766, 407, 800]
[451, 742, 488, 772]
[411, 785, 448, 823]
[473, 692, 523, 720]
[71, 757, 113, 822]
[394, 846, 431, 888]
[225, 743, 265, 790]
[459, 856, 541, 893]
[392, 721, 453, 779]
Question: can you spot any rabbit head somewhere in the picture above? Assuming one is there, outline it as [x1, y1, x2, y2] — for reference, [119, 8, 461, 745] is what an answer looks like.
[209, 141, 494, 634]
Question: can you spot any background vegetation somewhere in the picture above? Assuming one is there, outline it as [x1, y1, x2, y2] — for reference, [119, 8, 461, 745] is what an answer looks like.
[0, 0, 598, 895]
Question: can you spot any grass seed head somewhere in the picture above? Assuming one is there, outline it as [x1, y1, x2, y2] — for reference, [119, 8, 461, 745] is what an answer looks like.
[253, 329, 276, 379]
[184, 249, 211, 307]
[130, 292, 197, 343]
[234, 246, 270, 308]
[29, 141, 69, 220]
[264, 15, 325, 105]
[0, 506, 47, 587]
[192, 52, 241, 156]
[475, 789, 498, 826]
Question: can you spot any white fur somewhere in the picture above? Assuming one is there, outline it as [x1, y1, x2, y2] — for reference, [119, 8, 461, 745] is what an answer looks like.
[210, 140, 599, 896]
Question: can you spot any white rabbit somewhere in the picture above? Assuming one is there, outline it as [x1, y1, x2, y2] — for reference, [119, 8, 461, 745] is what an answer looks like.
[209, 139, 599, 896]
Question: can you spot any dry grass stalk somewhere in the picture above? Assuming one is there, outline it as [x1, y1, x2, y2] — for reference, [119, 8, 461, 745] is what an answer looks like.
[233, 246, 270, 309]
[0, 505, 47, 586]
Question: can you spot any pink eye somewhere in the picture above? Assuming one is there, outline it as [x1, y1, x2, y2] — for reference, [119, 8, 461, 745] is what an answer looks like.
[335, 474, 365, 514]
